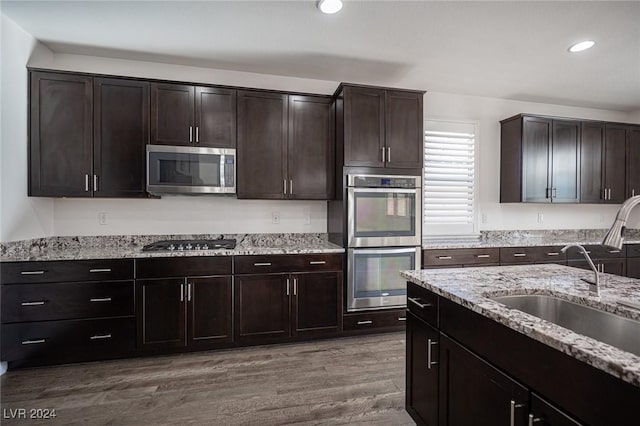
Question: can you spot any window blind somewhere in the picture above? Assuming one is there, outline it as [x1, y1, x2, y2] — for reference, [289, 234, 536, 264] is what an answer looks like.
[424, 121, 477, 237]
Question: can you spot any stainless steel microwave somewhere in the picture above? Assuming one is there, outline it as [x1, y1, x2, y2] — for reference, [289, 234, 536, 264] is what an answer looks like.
[146, 145, 236, 195]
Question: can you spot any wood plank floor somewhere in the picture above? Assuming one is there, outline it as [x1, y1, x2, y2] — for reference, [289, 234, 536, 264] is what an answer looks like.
[1, 332, 414, 425]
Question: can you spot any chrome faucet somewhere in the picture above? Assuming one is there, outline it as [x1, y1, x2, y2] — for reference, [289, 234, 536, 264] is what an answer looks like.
[602, 195, 640, 250]
[561, 244, 600, 296]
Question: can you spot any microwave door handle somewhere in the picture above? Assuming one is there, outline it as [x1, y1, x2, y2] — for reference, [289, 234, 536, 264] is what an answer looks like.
[220, 154, 226, 187]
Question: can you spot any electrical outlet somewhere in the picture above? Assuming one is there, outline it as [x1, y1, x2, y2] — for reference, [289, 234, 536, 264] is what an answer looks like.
[98, 212, 108, 225]
[537, 212, 544, 224]
[272, 211, 280, 224]
[481, 213, 488, 224]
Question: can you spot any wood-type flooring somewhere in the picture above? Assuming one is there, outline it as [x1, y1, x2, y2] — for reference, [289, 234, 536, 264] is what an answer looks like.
[1, 332, 414, 425]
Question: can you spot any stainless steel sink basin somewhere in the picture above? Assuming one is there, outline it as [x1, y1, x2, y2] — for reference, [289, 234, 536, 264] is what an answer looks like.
[492, 294, 640, 356]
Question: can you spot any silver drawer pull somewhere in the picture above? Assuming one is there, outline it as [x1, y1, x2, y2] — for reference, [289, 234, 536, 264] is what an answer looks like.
[89, 268, 112, 273]
[90, 297, 112, 303]
[253, 262, 272, 266]
[397, 317, 407, 321]
[20, 271, 45, 275]
[357, 320, 373, 325]
[608, 250, 621, 254]
[21, 301, 46, 306]
[437, 256, 452, 260]
[408, 297, 432, 309]
[546, 252, 560, 256]
[513, 253, 527, 257]
[476, 254, 491, 258]
[90, 334, 112, 340]
[309, 261, 326, 265]
[22, 339, 46, 345]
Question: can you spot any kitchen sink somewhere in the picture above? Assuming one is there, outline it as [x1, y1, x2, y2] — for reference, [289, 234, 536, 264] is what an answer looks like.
[491, 294, 640, 356]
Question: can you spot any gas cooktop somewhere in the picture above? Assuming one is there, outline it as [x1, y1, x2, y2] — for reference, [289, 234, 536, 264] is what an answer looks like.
[142, 239, 237, 252]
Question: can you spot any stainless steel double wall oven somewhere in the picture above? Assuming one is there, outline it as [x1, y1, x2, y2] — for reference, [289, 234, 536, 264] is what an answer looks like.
[346, 174, 422, 311]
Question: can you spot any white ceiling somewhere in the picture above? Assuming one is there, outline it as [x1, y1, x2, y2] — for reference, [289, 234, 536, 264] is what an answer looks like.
[2, 1, 640, 111]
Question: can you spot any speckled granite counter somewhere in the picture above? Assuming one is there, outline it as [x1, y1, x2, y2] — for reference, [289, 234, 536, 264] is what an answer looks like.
[0, 233, 344, 262]
[401, 264, 640, 387]
[423, 228, 640, 249]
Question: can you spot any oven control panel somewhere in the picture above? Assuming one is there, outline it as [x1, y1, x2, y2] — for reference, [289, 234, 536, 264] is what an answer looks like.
[348, 174, 421, 188]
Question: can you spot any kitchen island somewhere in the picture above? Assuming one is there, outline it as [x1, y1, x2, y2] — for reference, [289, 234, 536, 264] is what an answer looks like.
[402, 264, 640, 426]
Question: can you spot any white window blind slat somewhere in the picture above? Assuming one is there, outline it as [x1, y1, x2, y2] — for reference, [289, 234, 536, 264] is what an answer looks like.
[424, 121, 478, 237]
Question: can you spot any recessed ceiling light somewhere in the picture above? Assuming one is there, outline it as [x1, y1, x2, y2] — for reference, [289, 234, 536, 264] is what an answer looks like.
[317, 0, 343, 14]
[568, 40, 595, 53]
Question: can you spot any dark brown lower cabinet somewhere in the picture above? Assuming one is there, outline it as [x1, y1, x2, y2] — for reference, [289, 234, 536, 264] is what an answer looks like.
[530, 394, 582, 426]
[568, 258, 626, 276]
[292, 272, 341, 337]
[626, 258, 640, 278]
[136, 276, 232, 351]
[406, 313, 439, 426]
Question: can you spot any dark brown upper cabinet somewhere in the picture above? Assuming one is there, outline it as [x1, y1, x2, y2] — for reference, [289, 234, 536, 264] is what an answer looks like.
[30, 71, 93, 197]
[580, 122, 605, 203]
[338, 84, 424, 170]
[29, 71, 149, 198]
[150, 83, 235, 148]
[603, 124, 628, 203]
[500, 115, 579, 203]
[627, 126, 640, 198]
[237, 91, 334, 200]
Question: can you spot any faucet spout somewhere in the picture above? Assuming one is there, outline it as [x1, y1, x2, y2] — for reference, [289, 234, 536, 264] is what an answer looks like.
[561, 244, 600, 296]
[602, 195, 640, 250]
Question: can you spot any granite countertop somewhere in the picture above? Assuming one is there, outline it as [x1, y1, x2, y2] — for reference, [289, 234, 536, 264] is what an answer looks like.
[0, 233, 344, 262]
[401, 264, 640, 387]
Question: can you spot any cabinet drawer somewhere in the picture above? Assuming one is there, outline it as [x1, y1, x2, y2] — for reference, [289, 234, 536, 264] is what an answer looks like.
[407, 282, 438, 327]
[343, 309, 407, 331]
[234, 255, 293, 274]
[626, 244, 640, 258]
[136, 256, 232, 279]
[1, 317, 135, 364]
[2, 281, 134, 323]
[499, 246, 567, 264]
[1, 259, 134, 284]
[565, 245, 625, 260]
[292, 253, 343, 272]
[423, 248, 499, 267]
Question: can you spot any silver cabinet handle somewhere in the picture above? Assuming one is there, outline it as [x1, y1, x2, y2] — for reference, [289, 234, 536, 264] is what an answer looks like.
[608, 250, 621, 253]
[387, 147, 391, 162]
[437, 256, 452, 260]
[180, 283, 184, 302]
[22, 339, 46, 345]
[286, 278, 290, 296]
[283, 179, 287, 195]
[293, 278, 297, 296]
[90, 334, 112, 340]
[408, 297, 432, 309]
[546, 252, 560, 256]
[20, 271, 45, 275]
[189, 126, 193, 142]
[289, 179, 293, 195]
[253, 262, 272, 266]
[552, 187, 557, 198]
[21, 301, 46, 306]
[510, 400, 526, 426]
[381, 147, 386, 163]
[187, 283, 192, 302]
[309, 261, 326, 265]
[603, 188, 607, 201]
[427, 339, 438, 369]
[397, 316, 407, 321]
[93, 175, 98, 192]
[357, 320, 373, 325]
[513, 253, 527, 257]
[476, 254, 491, 258]
[85, 174, 90, 192]
[89, 268, 111, 273]
[608, 188, 612, 200]
[633, 189, 636, 197]
[90, 297, 112, 303]
[195, 126, 199, 143]
[528, 414, 543, 426]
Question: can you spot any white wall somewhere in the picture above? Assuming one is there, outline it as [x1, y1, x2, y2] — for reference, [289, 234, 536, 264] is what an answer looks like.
[0, 14, 55, 242]
[628, 110, 640, 123]
[425, 91, 640, 231]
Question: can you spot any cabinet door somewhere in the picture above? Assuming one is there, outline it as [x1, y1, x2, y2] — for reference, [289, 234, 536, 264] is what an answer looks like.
[568, 259, 626, 277]
[522, 116, 552, 202]
[237, 90, 288, 199]
[288, 95, 334, 200]
[29, 71, 93, 197]
[580, 122, 604, 203]
[385, 90, 423, 169]
[235, 274, 290, 343]
[529, 393, 582, 426]
[195, 86, 236, 148]
[187, 276, 232, 347]
[439, 334, 528, 426]
[551, 120, 580, 203]
[343, 86, 385, 167]
[136, 278, 186, 350]
[93, 78, 149, 197]
[291, 272, 341, 337]
[626, 126, 640, 198]
[150, 83, 194, 146]
[604, 125, 627, 203]
[626, 258, 640, 279]
[406, 313, 439, 426]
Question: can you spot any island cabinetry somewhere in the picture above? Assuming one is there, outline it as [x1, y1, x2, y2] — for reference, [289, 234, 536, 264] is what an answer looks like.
[1, 259, 135, 367]
[234, 254, 342, 344]
[135, 257, 233, 352]
[422, 248, 499, 269]
[566, 244, 626, 276]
